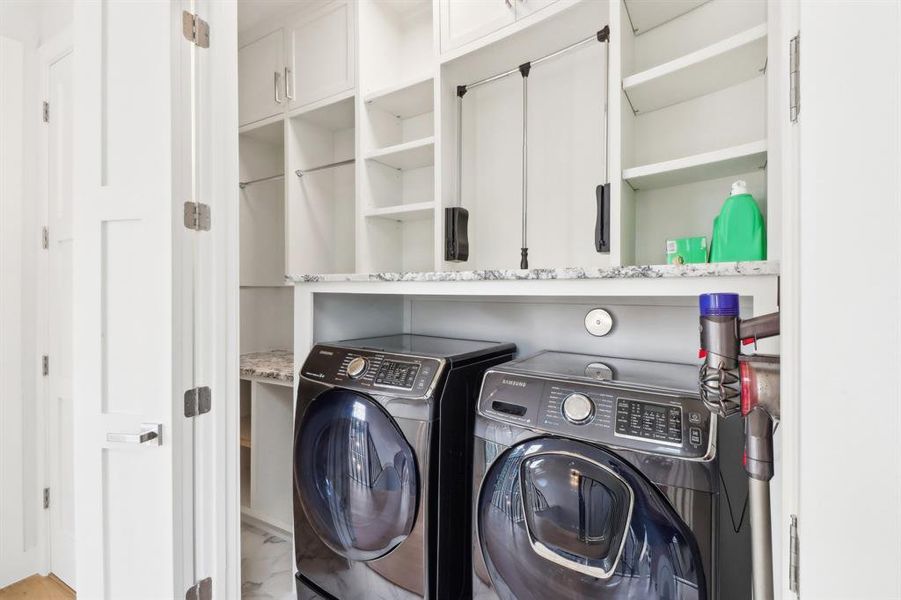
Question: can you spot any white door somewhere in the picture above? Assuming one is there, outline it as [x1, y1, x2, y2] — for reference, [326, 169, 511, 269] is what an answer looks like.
[286, 0, 355, 109]
[0, 34, 41, 590]
[440, 0, 516, 53]
[72, 2, 193, 597]
[46, 48, 76, 590]
[514, 0, 560, 20]
[239, 30, 285, 127]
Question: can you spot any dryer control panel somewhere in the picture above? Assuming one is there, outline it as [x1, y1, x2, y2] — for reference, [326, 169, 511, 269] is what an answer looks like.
[478, 370, 714, 460]
[300, 345, 445, 399]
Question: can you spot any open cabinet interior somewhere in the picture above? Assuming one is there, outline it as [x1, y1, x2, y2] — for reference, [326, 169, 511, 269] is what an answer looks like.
[440, 0, 610, 270]
[619, 0, 770, 265]
[358, 0, 437, 273]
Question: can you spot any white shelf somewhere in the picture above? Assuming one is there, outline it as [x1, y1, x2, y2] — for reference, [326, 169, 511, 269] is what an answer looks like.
[365, 74, 434, 119]
[288, 90, 355, 131]
[623, 139, 767, 190]
[239, 117, 284, 145]
[623, 0, 709, 35]
[365, 136, 435, 170]
[623, 24, 768, 114]
[365, 201, 435, 222]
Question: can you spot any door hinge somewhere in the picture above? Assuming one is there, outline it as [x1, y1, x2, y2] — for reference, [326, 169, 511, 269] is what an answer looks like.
[185, 577, 212, 600]
[42, 355, 49, 376]
[43, 487, 50, 509]
[42, 101, 49, 123]
[182, 11, 210, 49]
[789, 33, 800, 123]
[789, 514, 800, 594]
[42, 226, 49, 249]
[184, 386, 212, 417]
[183, 201, 211, 231]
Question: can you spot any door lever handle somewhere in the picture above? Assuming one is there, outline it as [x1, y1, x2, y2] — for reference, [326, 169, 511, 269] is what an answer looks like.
[107, 423, 162, 446]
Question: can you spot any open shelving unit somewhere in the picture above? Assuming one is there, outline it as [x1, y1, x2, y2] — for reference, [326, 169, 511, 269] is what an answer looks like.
[357, 0, 438, 273]
[239, 119, 286, 287]
[286, 92, 357, 275]
[619, 0, 773, 266]
[255, 0, 781, 279]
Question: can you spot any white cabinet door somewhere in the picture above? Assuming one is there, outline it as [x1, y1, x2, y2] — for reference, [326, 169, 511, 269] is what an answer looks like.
[286, 0, 355, 109]
[239, 30, 285, 126]
[514, 0, 560, 20]
[440, 0, 516, 53]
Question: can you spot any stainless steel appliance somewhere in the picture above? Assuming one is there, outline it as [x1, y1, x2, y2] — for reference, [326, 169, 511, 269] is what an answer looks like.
[472, 351, 746, 600]
[293, 334, 515, 600]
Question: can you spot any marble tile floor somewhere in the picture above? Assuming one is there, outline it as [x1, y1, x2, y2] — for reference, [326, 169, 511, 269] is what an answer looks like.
[242, 521, 295, 599]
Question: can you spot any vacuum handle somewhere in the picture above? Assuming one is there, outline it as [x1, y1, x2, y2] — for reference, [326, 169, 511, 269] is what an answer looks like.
[595, 183, 610, 252]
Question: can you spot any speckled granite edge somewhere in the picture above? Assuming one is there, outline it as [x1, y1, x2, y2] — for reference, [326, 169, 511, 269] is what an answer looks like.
[287, 261, 779, 284]
[240, 350, 294, 383]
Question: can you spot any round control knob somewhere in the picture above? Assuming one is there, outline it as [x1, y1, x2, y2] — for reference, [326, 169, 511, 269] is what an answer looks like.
[562, 393, 594, 424]
[346, 357, 368, 379]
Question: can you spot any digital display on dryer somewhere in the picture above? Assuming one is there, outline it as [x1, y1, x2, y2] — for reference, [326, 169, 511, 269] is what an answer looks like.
[374, 360, 420, 389]
[615, 398, 683, 446]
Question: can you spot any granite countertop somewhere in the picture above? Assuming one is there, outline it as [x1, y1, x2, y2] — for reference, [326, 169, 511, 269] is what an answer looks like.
[240, 350, 294, 383]
[287, 260, 779, 283]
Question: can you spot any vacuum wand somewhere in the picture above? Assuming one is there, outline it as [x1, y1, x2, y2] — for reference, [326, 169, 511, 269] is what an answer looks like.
[698, 293, 780, 600]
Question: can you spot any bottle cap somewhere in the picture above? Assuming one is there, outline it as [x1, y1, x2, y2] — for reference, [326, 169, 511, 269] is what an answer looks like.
[731, 180, 748, 196]
[700, 293, 740, 317]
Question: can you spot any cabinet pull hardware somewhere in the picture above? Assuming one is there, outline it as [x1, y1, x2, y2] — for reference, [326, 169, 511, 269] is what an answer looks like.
[285, 67, 294, 101]
[274, 71, 283, 104]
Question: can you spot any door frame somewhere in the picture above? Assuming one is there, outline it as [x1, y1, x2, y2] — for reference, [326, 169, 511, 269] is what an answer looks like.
[191, 1, 242, 597]
[36, 26, 74, 586]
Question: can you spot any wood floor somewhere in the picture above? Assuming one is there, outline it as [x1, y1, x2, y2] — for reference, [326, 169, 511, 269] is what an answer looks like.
[0, 575, 74, 600]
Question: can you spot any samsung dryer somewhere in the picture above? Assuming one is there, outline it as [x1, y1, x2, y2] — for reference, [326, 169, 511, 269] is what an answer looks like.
[472, 351, 741, 600]
[293, 334, 515, 600]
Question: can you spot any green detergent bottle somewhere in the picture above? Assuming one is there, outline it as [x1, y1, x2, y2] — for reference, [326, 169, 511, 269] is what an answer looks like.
[709, 180, 766, 262]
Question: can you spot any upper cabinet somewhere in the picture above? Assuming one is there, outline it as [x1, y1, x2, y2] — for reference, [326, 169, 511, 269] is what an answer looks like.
[239, 30, 286, 127]
[439, 0, 564, 54]
[286, 0, 356, 109]
[238, 0, 356, 128]
[440, 0, 516, 52]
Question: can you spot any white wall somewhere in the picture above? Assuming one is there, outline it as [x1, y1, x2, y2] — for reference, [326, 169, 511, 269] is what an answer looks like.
[798, 2, 901, 598]
[0, 0, 72, 586]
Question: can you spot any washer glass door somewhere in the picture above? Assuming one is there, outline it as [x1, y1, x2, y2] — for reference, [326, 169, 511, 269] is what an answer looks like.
[295, 388, 419, 561]
[479, 437, 707, 600]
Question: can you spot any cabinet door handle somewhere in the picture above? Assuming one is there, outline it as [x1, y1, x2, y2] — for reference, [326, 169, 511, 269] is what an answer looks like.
[285, 67, 294, 101]
[107, 423, 162, 446]
[274, 71, 283, 104]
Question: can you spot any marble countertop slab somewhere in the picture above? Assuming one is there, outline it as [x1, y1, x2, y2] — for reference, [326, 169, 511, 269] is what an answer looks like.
[240, 350, 294, 383]
[287, 261, 779, 284]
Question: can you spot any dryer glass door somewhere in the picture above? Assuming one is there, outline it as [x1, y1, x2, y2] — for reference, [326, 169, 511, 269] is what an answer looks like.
[479, 437, 707, 600]
[295, 388, 419, 561]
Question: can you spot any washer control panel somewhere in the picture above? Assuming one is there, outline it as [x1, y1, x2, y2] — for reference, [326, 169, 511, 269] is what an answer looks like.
[374, 360, 421, 389]
[478, 370, 713, 460]
[300, 345, 443, 398]
[615, 399, 683, 446]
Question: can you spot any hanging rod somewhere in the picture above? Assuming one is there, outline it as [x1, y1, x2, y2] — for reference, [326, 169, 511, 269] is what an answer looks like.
[238, 173, 284, 189]
[458, 26, 609, 94]
[295, 158, 355, 178]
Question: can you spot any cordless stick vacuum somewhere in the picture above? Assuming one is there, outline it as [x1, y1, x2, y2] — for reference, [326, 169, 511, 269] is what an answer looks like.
[698, 293, 780, 600]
